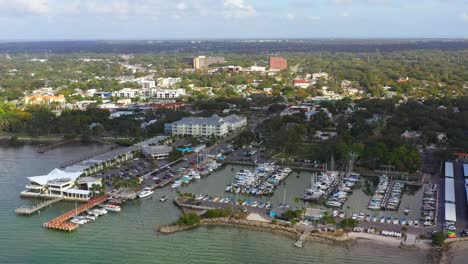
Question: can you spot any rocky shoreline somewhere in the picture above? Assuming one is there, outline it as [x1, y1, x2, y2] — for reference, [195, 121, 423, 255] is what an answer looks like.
[159, 217, 358, 244]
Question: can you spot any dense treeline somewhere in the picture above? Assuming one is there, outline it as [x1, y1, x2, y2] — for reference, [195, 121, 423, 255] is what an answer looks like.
[258, 97, 468, 173]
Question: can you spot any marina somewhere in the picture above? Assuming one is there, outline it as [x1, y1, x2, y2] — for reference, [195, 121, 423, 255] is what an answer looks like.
[15, 197, 63, 215]
[43, 195, 109, 231]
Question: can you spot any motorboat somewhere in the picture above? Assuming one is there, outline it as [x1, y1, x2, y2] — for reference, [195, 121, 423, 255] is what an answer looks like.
[104, 204, 121, 212]
[160, 196, 168, 202]
[357, 213, 365, 221]
[380, 216, 385, 223]
[171, 180, 182, 189]
[70, 217, 88, 225]
[92, 208, 108, 215]
[332, 210, 339, 217]
[138, 187, 154, 199]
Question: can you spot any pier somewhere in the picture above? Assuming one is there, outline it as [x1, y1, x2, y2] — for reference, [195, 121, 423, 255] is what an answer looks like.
[15, 197, 63, 215]
[294, 228, 312, 248]
[59, 145, 118, 168]
[38, 138, 77, 153]
[43, 195, 108, 231]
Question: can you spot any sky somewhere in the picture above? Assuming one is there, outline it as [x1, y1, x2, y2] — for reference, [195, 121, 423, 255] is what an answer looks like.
[0, 0, 467, 40]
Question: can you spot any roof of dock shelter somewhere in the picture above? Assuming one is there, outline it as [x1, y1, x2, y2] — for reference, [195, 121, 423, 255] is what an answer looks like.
[28, 168, 82, 186]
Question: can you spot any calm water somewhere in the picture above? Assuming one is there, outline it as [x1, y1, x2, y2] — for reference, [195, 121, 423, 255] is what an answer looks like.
[0, 144, 430, 264]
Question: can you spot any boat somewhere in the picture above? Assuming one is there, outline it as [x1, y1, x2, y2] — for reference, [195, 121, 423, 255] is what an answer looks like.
[357, 213, 365, 221]
[392, 218, 399, 225]
[332, 210, 339, 217]
[171, 180, 182, 189]
[138, 187, 154, 199]
[104, 204, 121, 212]
[160, 196, 168, 202]
[70, 217, 88, 225]
[408, 220, 413, 226]
[338, 212, 346, 218]
[413, 220, 419, 227]
[92, 208, 108, 215]
[85, 214, 97, 221]
[380, 216, 385, 223]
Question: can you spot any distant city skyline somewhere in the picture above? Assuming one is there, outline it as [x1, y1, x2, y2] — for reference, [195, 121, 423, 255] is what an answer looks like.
[0, 0, 467, 40]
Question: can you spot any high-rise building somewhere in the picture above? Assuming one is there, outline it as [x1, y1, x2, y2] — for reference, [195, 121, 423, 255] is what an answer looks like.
[193, 56, 225, 69]
[268, 56, 288, 70]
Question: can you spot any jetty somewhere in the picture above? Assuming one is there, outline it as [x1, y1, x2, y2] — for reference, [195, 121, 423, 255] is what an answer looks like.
[15, 197, 63, 215]
[294, 228, 312, 248]
[37, 138, 77, 153]
[43, 195, 108, 231]
[59, 145, 118, 168]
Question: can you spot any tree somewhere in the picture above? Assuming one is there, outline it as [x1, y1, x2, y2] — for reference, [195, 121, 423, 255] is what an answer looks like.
[168, 148, 183, 162]
[432, 232, 445, 247]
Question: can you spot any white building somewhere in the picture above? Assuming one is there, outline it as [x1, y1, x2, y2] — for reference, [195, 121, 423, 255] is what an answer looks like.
[21, 168, 92, 201]
[169, 114, 247, 137]
[157, 77, 182, 87]
[112, 88, 185, 99]
[141, 145, 173, 159]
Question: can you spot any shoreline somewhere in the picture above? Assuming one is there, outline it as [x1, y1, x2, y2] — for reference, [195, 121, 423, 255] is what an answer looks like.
[159, 217, 433, 249]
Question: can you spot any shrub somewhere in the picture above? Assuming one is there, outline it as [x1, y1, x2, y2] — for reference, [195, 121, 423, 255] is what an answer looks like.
[339, 218, 359, 228]
[203, 209, 230, 219]
[432, 232, 445, 247]
[177, 213, 200, 226]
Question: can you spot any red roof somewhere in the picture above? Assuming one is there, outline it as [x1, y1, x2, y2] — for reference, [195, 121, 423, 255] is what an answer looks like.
[294, 80, 309, 84]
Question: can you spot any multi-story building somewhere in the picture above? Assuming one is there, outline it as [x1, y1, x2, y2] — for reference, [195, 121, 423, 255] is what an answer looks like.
[193, 56, 225, 69]
[268, 56, 288, 70]
[157, 77, 182, 87]
[168, 114, 246, 137]
[24, 94, 66, 105]
[112, 88, 186, 99]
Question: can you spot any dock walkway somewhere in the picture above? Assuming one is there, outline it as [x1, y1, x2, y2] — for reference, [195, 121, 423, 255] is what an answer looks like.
[294, 228, 312, 248]
[15, 197, 63, 215]
[43, 195, 108, 231]
[38, 138, 76, 153]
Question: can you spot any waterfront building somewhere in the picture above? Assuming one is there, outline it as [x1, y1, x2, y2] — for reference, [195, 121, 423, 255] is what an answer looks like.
[22, 168, 92, 201]
[141, 145, 172, 159]
[168, 114, 246, 137]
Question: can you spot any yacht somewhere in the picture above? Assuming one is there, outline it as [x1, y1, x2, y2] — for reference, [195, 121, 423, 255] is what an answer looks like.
[104, 204, 121, 212]
[160, 196, 168, 202]
[70, 217, 88, 225]
[92, 208, 108, 215]
[138, 187, 154, 199]
[171, 180, 182, 189]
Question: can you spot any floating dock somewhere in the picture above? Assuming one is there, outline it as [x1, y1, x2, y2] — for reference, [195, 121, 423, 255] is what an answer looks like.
[15, 197, 63, 215]
[43, 195, 108, 231]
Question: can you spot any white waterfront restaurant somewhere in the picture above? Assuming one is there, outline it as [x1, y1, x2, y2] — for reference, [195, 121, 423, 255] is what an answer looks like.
[22, 168, 93, 201]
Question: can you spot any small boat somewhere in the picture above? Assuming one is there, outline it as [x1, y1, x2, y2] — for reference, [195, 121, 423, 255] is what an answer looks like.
[338, 212, 346, 218]
[357, 213, 365, 221]
[380, 216, 385, 223]
[332, 210, 339, 217]
[413, 220, 419, 227]
[92, 208, 108, 215]
[85, 214, 97, 221]
[386, 216, 392, 224]
[105, 204, 121, 212]
[393, 218, 399, 225]
[70, 217, 88, 225]
[404, 208, 411, 214]
[160, 196, 168, 202]
[138, 187, 154, 199]
[171, 181, 182, 189]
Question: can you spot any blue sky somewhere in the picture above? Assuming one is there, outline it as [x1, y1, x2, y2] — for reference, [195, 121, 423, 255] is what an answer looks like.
[0, 0, 467, 40]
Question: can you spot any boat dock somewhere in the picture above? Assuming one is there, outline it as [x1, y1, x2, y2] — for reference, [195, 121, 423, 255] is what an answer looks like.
[38, 138, 77, 153]
[15, 197, 63, 215]
[43, 195, 108, 231]
[294, 228, 312, 248]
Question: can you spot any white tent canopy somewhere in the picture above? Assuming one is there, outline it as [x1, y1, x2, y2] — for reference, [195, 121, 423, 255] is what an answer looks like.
[27, 168, 82, 186]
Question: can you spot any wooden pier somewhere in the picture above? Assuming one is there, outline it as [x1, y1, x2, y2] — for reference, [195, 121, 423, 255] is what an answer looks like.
[38, 138, 77, 153]
[15, 197, 63, 215]
[43, 195, 109, 231]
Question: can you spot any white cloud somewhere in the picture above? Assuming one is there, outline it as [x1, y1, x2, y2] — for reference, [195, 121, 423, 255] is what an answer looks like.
[308, 15, 321, 20]
[223, 0, 256, 18]
[286, 13, 295, 20]
[85, 0, 130, 15]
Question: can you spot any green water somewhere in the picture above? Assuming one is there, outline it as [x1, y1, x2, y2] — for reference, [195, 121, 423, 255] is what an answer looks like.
[0, 144, 430, 263]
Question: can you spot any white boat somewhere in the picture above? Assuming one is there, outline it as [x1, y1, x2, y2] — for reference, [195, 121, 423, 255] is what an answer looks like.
[332, 210, 339, 217]
[138, 187, 154, 199]
[70, 217, 88, 225]
[92, 208, 108, 215]
[85, 214, 97, 221]
[171, 181, 182, 189]
[404, 208, 411, 214]
[338, 212, 346, 218]
[160, 196, 168, 202]
[104, 204, 121, 212]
